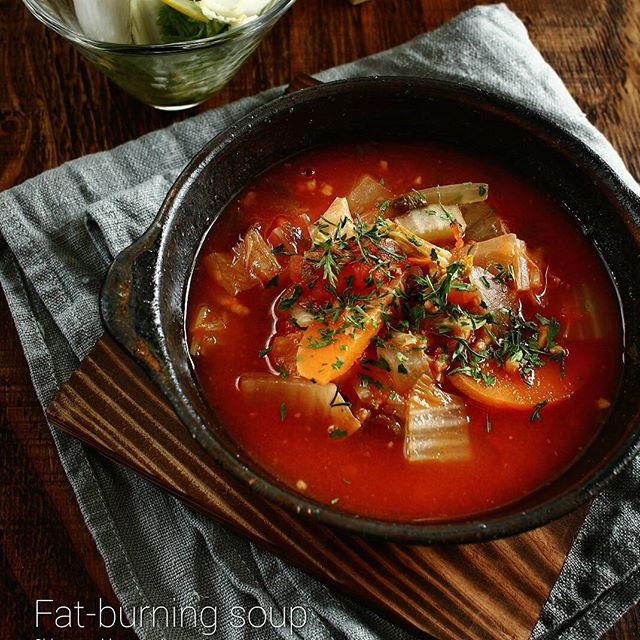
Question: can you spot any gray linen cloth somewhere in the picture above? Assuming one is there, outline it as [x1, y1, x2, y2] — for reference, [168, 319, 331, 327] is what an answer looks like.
[2, 4, 639, 639]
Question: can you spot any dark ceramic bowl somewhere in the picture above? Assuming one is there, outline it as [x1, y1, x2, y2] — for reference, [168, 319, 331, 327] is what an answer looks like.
[101, 77, 640, 544]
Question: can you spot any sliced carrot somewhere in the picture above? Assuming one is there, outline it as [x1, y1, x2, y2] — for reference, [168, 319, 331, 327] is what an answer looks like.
[448, 360, 578, 410]
[297, 317, 383, 385]
[296, 285, 399, 384]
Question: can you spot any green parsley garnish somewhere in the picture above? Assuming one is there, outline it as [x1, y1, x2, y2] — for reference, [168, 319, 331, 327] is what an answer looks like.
[530, 400, 548, 422]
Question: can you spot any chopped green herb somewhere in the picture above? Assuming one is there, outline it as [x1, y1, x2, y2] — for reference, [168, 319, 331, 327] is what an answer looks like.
[279, 402, 287, 421]
[258, 345, 272, 358]
[530, 400, 548, 422]
[277, 284, 302, 311]
[329, 428, 348, 439]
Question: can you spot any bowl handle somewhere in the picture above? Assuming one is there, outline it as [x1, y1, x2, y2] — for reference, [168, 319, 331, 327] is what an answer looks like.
[99, 221, 170, 383]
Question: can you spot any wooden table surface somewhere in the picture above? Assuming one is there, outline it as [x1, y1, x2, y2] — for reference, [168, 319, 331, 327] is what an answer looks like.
[1, 0, 639, 638]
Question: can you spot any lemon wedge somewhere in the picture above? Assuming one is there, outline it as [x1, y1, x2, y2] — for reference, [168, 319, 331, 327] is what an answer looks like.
[159, 0, 209, 23]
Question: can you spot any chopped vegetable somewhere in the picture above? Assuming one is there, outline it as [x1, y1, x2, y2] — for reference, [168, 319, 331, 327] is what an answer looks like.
[466, 233, 542, 291]
[449, 362, 574, 409]
[461, 202, 509, 241]
[309, 197, 354, 245]
[391, 182, 489, 215]
[346, 175, 392, 214]
[384, 220, 452, 266]
[468, 265, 516, 324]
[560, 282, 612, 340]
[395, 203, 466, 244]
[189, 304, 227, 355]
[239, 374, 361, 435]
[404, 375, 471, 462]
[376, 332, 431, 393]
[296, 282, 402, 384]
[269, 333, 302, 377]
[204, 224, 280, 295]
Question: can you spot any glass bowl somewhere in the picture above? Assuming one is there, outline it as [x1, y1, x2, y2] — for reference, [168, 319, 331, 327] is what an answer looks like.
[21, 0, 296, 110]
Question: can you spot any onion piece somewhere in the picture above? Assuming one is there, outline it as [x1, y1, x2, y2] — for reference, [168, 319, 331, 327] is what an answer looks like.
[391, 182, 488, 215]
[290, 303, 315, 328]
[404, 375, 471, 462]
[395, 203, 466, 244]
[239, 374, 361, 435]
[462, 202, 509, 241]
[346, 175, 392, 214]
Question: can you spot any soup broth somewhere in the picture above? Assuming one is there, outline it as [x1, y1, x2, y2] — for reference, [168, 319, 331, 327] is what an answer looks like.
[186, 142, 622, 521]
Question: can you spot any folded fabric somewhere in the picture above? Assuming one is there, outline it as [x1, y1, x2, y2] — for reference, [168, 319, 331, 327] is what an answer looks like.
[1, 4, 639, 639]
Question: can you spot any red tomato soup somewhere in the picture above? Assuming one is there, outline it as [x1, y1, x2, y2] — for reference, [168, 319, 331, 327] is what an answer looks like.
[187, 142, 622, 522]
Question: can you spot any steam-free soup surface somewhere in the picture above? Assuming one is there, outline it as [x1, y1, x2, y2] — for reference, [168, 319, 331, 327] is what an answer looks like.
[187, 142, 622, 521]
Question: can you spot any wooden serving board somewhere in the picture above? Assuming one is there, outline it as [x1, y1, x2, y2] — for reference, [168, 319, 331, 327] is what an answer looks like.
[46, 333, 586, 640]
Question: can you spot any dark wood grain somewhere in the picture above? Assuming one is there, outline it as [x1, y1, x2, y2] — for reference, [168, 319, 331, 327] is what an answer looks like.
[2, 0, 640, 638]
[46, 335, 583, 640]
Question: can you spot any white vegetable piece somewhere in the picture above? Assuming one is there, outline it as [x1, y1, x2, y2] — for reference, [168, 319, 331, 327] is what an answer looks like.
[239, 374, 361, 435]
[391, 183, 488, 214]
[395, 203, 466, 244]
[462, 202, 508, 242]
[466, 233, 542, 292]
[197, 0, 272, 24]
[562, 282, 611, 340]
[346, 174, 392, 213]
[73, 0, 132, 43]
[384, 221, 452, 266]
[404, 375, 471, 463]
[377, 332, 430, 393]
[468, 266, 516, 323]
[131, 0, 165, 43]
[310, 197, 354, 244]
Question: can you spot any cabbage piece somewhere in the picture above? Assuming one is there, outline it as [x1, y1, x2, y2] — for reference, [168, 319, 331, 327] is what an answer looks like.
[346, 175, 392, 214]
[239, 374, 361, 435]
[131, 0, 165, 43]
[204, 224, 280, 295]
[73, 0, 132, 42]
[395, 203, 466, 244]
[384, 221, 452, 266]
[462, 202, 508, 241]
[404, 375, 471, 462]
[468, 266, 516, 325]
[189, 304, 227, 355]
[561, 282, 611, 340]
[391, 182, 488, 214]
[310, 197, 354, 245]
[466, 233, 542, 292]
[377, 332, 430, 393]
